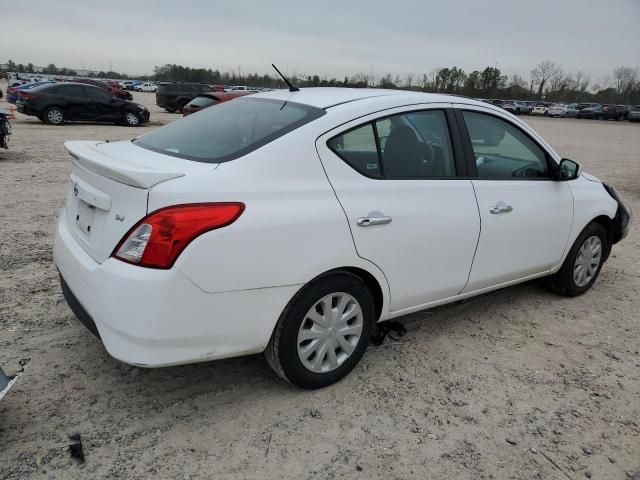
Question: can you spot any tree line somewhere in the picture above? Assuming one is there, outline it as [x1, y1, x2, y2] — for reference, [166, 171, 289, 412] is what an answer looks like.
[3, 59, 639, 104]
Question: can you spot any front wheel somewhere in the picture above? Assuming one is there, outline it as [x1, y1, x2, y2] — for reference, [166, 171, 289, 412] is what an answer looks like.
[265, 271, 375, 389]
[123, 111, 140, 127]
[548, 222, 608, 297]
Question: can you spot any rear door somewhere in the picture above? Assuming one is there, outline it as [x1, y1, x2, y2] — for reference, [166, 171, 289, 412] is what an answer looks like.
[455, 106, 573, 291]
[316, 105, 480, 312]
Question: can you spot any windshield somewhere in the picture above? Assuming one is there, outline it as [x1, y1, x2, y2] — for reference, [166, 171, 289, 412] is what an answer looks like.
[134, 97, 325, 163]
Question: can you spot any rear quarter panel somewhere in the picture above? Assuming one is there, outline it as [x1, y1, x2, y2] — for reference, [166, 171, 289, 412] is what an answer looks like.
[147, 125, 390, 308]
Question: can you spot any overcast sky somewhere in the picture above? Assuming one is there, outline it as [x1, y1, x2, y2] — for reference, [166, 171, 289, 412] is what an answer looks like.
[2, 0, 638, 82]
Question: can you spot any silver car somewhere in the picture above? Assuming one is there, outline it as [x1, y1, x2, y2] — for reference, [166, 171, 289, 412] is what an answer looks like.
[629, 105, 640, 122]
[548, 103, 579, 118]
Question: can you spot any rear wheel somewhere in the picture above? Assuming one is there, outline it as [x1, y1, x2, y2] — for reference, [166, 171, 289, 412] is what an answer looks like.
[265, 271, 375, 389]
[44, 107, 65, 125]
[548, 222, 608, 297]
[164, 107, 177, 113]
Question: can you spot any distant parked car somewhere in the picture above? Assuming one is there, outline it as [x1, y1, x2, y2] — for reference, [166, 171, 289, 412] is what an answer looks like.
[6, 81, 55, 104]
[601, 105, 628, 121]
[576, 103, 599, 111]
[156, 82, 213, 113]
[16, 82, 149, 126]
[182, 91, 250, 116]
[135, 82, 158, 92]
[628, 105, 640, 122]
[548, 103, 579, 118]
[512, 101, 530, 115]
[70, 78, 133, 101]
[124, 81, 142, 91]
[225, 85, 259, 92]
[576, 106, 603, 120]
[531, 105, 549, 116]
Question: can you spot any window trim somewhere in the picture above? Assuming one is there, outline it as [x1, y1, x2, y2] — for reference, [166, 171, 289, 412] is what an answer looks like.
[454, 108, 560, 181]
[326, 107, 468, 181]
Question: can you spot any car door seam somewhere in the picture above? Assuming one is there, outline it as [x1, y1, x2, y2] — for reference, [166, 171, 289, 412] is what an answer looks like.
[313, 139, 393, 305]
[458, 179, 482, 295]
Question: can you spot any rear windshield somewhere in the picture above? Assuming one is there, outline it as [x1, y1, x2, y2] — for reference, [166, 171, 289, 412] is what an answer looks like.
[134, 97, 325, 163]
[187, 96, 218, 108]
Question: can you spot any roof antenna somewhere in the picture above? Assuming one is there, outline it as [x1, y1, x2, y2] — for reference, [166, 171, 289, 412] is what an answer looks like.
[272, 64, 299, 92]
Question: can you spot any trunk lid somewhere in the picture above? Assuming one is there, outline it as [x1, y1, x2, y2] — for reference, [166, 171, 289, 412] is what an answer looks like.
[63, 140, 215, 263]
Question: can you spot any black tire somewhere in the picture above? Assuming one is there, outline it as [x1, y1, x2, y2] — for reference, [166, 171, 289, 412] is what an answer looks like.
[164, 107, 177, 113]
[122, 111, 140, 127]
[44, 107, 65, 125]
[265, 271, 375, 389]
[548, 222, 608, 297]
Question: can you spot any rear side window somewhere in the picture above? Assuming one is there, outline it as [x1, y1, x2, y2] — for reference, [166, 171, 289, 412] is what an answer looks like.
[157, 84, 178, 94]
[327, 124, 381, 178]
[327, 109, 456, 179]
[134, 97, 325, 163]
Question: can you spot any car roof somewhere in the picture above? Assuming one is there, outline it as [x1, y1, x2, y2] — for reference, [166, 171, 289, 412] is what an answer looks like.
[250, 87, 485, 110]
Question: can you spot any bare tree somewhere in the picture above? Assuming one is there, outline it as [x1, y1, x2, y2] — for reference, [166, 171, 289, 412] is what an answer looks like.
[530, 60, 563, 97]
[613, 66, 639, 95]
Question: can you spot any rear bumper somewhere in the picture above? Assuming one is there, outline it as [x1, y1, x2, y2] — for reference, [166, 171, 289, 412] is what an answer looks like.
[54, 210, 299, 367]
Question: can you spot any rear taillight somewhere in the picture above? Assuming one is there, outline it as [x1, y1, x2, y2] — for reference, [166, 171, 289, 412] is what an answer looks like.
[19, 92, 37, 101]
[112, 203, 244, 269]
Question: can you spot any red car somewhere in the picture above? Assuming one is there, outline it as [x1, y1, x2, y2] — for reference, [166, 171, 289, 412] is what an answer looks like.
[67, 78, 132, 100]
[182, 91, 250, 116]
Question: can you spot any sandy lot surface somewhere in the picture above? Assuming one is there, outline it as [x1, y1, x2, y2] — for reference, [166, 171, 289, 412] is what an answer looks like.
[0, 80, 638, 480]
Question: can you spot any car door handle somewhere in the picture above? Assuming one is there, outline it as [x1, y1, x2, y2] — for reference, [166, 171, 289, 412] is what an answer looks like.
[490, 202, 513, 214]
[357, 216, 392, 227]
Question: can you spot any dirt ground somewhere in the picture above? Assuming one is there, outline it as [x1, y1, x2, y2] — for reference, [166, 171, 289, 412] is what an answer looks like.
[0, 80, 638, 480]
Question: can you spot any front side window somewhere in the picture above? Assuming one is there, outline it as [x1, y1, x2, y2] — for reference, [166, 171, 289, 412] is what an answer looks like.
[85, 87, 111, 101]
[462, 111, 550, 179]
[134, 97, 325, 163]
[60, 85, 86, 98]
[327, 109, 456, 179]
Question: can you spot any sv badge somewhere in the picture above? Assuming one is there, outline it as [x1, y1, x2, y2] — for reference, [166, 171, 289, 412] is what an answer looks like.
[114, 214, 126, 222]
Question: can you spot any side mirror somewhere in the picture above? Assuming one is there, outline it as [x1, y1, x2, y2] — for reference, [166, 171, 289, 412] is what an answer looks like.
[558, 158, 581, 181]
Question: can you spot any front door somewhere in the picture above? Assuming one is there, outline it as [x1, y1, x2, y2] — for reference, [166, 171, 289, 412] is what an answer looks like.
[317, 106, 480, 312]
[456, 108, 573, 292]
[84, 87, 120, 122]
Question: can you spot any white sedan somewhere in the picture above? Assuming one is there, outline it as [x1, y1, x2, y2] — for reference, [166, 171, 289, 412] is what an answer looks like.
[135, 82, 157, 92]
[54, 88, 631, 389]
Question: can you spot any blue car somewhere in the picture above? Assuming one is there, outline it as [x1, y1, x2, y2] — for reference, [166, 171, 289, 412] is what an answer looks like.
[7, 81, 55, 104]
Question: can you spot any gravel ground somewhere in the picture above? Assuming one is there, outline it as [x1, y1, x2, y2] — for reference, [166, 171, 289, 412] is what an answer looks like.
[0, 81, 638, 479]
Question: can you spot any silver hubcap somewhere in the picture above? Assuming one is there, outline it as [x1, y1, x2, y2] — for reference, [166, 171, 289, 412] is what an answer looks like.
[126, 112, 139, 125]
[297, 292, 363, 373]
[48, 109, 62, 124]
[573, 236, 602, 287]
